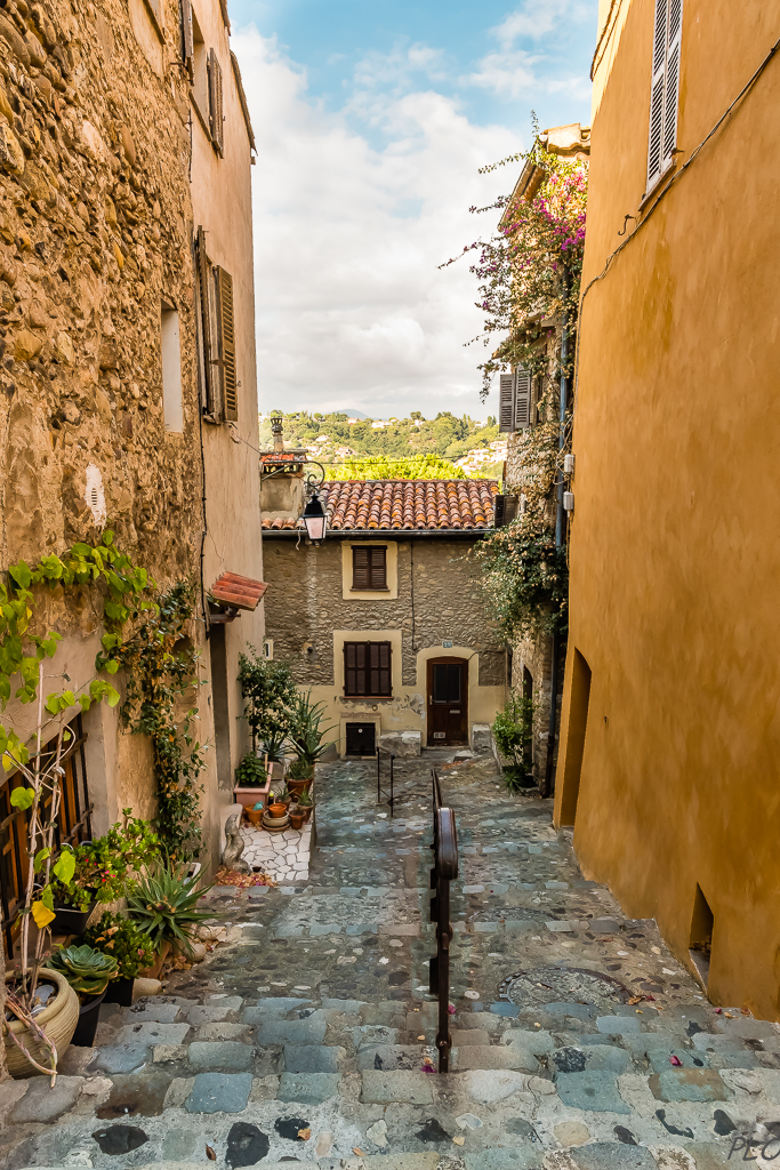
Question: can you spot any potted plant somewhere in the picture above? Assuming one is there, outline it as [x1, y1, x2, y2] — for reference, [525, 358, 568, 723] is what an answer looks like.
[84, 913, 156, 1006]
[233, 753, 270, 811]
[287, 690, 334, 785]
[126, 863, 211, 973]
[492, 690, 536, 792]
[46, 944, 119, 1047]
[237, 648, 296, 756]
[49, 812, 161, 932]
[260, 728, 287, 780]
[297, 787, 314, 823]
[288, 803, 305, 831]
[245, 801, 265, 827]
[270, 781, 291, 809]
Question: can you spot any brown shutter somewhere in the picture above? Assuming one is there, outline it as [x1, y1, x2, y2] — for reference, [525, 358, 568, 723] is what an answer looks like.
[216, 267, 237, 421]
[208, 48, 224, 156]
[377, 642, 391, 696]
[353, 547, 371, 589]
[370, 547, 387, 589]
[498, 372, 514, 432]
[514, 368, 532, 429]
[194, 227, 214, 415]
[180, 0, 194, 80]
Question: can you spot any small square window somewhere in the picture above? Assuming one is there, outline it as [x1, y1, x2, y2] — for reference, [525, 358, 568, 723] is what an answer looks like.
[344, 641, 391, 698]
[352, 546, 387, 591]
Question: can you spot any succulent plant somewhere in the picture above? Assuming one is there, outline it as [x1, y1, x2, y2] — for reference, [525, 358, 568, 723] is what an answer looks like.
[46, 943, 119, 997]
[126, 864, 211, 956]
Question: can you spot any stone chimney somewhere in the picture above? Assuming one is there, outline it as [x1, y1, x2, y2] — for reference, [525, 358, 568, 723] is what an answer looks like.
[271, 414, 284, 454]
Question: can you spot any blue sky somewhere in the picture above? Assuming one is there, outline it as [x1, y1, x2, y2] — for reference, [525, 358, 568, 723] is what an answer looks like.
[230, 1, 596, 419]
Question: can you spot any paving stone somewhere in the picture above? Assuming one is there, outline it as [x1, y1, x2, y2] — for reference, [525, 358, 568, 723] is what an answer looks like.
[278, 1072, 340, 1103]
[92, 1123, 149, 1155]
[255, 1011, 327, 1045]
[225, 1120, 271, 1168]
[187, 1041, 254, 1071]
[451, 1045, 540, 1072]
[184, 997, 243, 1024]
[126, 1001, 184, 1023]
[649, 1068, 730, 1102]
[89, 1043, 149, 1074]
[458, 1069, 555, 1104]
[10, 1076, 83, 1123]
[555, 1071, 631, 1113]
[596, 1015, 644, 1035]
[553, 1044, 631, 1073]
[568, 1142, 657, 1168]
[502, 1028, 555, 1054]
[452, 1028, 492, 1046]
[115, 1022, 191, 1047]
[463, 1150, 542, 1169]
[360, 1070, 434, 1104]
[284, 1043, 345, 1072]
[185, 1072, 253, 1113]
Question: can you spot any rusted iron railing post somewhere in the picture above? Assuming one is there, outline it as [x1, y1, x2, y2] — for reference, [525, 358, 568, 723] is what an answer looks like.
[429, 768, 458, 1072]
[376, 748, 396, 817]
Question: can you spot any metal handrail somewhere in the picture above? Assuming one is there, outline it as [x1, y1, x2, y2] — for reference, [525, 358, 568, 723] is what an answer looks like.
[429, 767, 458, 1072]
[376, 747, 395, 817]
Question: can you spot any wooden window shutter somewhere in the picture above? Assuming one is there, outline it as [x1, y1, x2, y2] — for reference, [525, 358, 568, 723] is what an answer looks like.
[216, 267, 237, 421]
[180, 0, 194, 80]
[514, 367, 532, 430]
[194, 227, 214, 415]
[498, 372, 515, 432]
[371, 547, 387, 589]
[353, 547, 371, 589]
[208, 48, 224, 156]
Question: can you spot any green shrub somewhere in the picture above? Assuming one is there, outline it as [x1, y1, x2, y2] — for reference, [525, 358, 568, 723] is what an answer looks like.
[84, 912, 156, 979]
[234, 754, 267, 787]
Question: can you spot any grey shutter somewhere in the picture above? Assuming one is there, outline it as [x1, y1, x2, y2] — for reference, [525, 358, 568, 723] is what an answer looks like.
[208, 48, 224, 156]
[498, 372, 515, 432]
[663, 0, 683, 160]
[514, 368, 532, 430]
[180, 0, 194, 80]
[194, 227, 214, 415]
[647, 0, 683, 190]
[647, 0, 668, 187]
[215, 267, 237, 421]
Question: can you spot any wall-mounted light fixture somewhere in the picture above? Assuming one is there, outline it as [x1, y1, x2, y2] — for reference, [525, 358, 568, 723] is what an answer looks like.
[300, 461, 327, 544]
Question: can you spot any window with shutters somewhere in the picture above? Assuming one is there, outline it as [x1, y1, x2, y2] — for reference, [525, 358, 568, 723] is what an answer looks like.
[646, 0, 683, 191]
[194, 228, 238, 424]
[498, 367, 532, 433]
[1, 717, 91, 956]
[179, 0, 194, 80]
[344, 641, 392, 698]
[191, 8, 209, 127]
[207, 48, 224, 156]
[351, 546, 387, 591]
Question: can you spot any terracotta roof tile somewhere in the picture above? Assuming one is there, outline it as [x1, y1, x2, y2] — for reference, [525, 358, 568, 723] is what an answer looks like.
[211, 571, 267, 610]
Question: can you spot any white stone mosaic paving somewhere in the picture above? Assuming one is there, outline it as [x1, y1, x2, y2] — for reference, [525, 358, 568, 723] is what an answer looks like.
[239, 820, 312, 883]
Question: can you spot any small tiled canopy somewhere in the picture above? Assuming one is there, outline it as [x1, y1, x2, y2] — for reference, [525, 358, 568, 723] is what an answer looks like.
[210, 571, 267, 610]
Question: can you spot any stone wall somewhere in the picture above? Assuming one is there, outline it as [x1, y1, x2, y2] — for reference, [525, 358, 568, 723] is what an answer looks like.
[0, 0, 201, 576]
[263, 537, 505, 687]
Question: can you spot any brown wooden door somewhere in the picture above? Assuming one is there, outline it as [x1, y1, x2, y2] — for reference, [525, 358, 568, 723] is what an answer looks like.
[427, 658, 468, 745]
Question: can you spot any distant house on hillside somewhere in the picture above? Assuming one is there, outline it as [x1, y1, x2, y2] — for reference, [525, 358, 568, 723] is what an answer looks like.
[260, 448, 507, 757]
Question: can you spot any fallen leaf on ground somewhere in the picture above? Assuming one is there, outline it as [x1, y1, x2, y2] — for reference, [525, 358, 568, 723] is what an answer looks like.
[298, 1128, 311, 1140]
[214, 866, 276, 888]
[453, 1136, 466, 1146]
[353, 1148, 364, 1156]
[670, 1055, 682, 1066]
[206, 1145, 217, 1160]
[417, 1034, 426, 1040]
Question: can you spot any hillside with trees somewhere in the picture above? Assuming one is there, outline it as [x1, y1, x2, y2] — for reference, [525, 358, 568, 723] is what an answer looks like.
[259, 411, 505, 480]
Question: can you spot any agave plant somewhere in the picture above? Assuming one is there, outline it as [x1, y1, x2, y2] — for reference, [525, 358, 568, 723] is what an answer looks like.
[46, 944, 119, 998]
[126, 865, 211, 956]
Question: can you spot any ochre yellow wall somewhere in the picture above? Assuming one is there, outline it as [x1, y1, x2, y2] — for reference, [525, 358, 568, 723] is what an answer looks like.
[555, 0, 780, 1019]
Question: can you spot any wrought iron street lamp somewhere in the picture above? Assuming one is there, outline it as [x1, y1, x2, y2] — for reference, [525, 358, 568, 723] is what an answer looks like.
[300, 462, 327, 544]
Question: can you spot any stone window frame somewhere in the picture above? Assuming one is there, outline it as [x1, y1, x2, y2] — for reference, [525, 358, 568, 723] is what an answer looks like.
[341, 541, 399, 600]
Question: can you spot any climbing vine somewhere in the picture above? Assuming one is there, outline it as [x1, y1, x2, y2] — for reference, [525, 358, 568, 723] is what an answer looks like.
[0, 537, 204, 861]
[0, 531, 152, 770]
[118, 582, 204, 860]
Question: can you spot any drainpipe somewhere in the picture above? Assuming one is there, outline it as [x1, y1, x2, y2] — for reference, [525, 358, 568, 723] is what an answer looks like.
[544, 304, 570, 797]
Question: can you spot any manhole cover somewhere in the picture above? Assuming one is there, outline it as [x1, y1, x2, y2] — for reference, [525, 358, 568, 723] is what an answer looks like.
[498, 965, 630, 1009]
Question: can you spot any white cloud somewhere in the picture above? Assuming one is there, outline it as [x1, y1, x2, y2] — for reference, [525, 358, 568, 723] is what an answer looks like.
[466, 49, 541, 99]
[232, 27, 520, 418]
[493, 1, 593, 46]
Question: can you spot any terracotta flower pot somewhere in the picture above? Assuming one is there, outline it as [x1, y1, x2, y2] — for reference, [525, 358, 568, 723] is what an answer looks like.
[246, 807, 264, 827]
[3, 969, 80, 1078]
[268, 802, 287, 817]
[287, 778, 311, 800]
[289, 811, 305, 830]
[137, 939, 171, 981]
